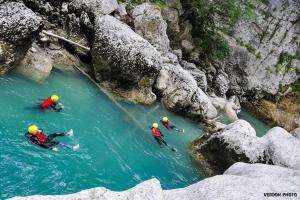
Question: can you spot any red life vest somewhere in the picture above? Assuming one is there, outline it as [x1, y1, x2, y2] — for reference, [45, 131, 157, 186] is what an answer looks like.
[152, 128, 161, 137]
[35, 131, 46, 144]
[40, 97, 55, 109]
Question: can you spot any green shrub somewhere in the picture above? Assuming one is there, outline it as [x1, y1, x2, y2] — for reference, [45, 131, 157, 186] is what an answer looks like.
[296, 67, 300, 75]
[245, 43, 256, 54]
[120, 0, 167, 10]
[292, 80, 300, 96]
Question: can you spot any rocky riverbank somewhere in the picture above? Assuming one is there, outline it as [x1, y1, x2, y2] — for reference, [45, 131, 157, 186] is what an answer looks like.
[10, 162, 300, 200]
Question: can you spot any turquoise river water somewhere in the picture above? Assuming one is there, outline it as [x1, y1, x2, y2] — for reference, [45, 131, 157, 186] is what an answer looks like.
[0, 70, 270, 199]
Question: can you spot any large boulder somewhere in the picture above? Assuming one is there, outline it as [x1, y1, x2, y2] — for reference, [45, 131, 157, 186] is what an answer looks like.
[210, 96, 241, 122]
[92, 15, 162, 104]
[69, 0, 118, 16]
[165, 163, 300, 200]
[10, 163, 300, 200]
[155, 63, 217, 119]
[190, 119, 300, 174]
[0, 2, 42, 74]
[16, 45, 53, 82]
[132, 3, 170, 52]
[262, 127, 300, 170]
[190, 120, 266, 174]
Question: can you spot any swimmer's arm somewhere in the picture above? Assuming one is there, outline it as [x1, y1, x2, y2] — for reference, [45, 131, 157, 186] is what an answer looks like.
[51, 103, 64, 112]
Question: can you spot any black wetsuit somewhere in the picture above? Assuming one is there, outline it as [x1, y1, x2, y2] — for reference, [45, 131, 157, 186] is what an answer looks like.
[25, 131, 66, 149]
[154, 136, 168, 146]
[51, 103, 63, 112]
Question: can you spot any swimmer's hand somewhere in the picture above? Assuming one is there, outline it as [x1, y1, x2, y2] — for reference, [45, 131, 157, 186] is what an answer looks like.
[51, 147, 59, 151]
[65, 129, 73, 137]
[58, 103, 64, 109]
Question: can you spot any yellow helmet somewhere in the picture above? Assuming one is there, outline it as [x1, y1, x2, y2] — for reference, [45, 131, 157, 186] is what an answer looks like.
[28, 125, 38, 135]
[162, 117, 168, 123]
[152, 123, 158, 128]
[51, 95, 59, 103]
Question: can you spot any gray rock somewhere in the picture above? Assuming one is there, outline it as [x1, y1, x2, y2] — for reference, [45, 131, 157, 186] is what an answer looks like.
[262, 127, 300, 170]
[172, 49, 182, 61]
[222, 0, 300, 98]
[155, 63, 217, 119]
[132, 3, 170, 52]
[92, 15, 161, 104]
[165, 163, 300, 200]
[191, 119, 300, 174]
[210, 96, 240, 122]
[162, 0, 183, 45]
[69, 0, 118, 16]
[61, 2, 69, 13]
[214, 73, 230, 97]
[291, 128, 300, 140]
[10, 163, 300, 200]
[117, 3, 127, 16]
[16, 44, 53, 82]
[0, 2, 42, 74]
[181, 60, 207, 91]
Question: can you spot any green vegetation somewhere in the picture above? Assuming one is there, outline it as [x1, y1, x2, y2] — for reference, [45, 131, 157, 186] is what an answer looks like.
[292, 80, 300, 96]
[120, 0, 166, 10]
[296, 67, 300, 75]
[245, 43, 256, 54]
[181, 0, 261, 60]
[274, 52, 300, 73]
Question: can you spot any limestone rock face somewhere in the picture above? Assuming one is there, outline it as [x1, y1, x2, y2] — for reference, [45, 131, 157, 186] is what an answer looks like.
[214, 73, 229, 97]
[10, 163, 300, 200]
[155, 63, 217, 119]
[132, 3, 170, 52]
[0, 2, 42, 74]
[162, 0, 183, 47]
[244, 97, 300, 131]
[190, 119, 300, 174]
[222, 0, 300, 99]
[181, 60, 207, 92]
[92, 15, 161, 104]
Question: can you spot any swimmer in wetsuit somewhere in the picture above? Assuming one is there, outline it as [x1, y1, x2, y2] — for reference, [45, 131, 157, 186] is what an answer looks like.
[25, 125, 79, 151]
[40, 95, 64, 112]
[151, 123, 168, 146]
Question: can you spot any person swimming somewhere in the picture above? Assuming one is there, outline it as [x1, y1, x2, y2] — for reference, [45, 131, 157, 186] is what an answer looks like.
[161, 117, 184, 133]
[25, 125, 79, 151]
[151, 123, 168, 146]
[40, 95, 64, 112]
